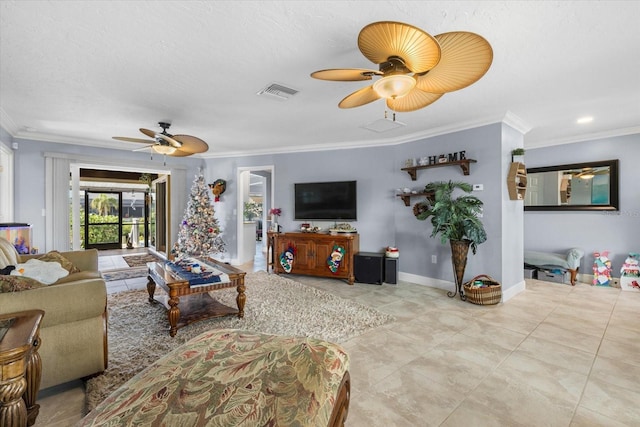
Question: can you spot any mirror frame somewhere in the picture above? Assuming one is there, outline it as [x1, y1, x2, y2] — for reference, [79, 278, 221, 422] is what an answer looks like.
[525, 159, 619, 211]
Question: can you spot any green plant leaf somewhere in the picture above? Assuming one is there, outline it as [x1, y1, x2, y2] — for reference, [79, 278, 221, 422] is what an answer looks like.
[413, 180, 487, 253]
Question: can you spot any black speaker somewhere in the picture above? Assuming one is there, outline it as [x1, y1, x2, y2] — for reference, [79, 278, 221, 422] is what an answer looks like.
[354, 252, 384, 284]
[385, 257, 398, 284]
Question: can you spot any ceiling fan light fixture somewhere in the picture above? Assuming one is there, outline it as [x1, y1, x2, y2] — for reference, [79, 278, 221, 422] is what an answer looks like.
[580, 173, 595, 179]
[152, 144, 177, 155]
[373, 74, 416, 99]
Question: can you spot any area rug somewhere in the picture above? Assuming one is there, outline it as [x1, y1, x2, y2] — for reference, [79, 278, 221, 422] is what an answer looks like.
[122, 253, 161, 267]
[101, 268, 147, 282]
[84, 270, 394, 413]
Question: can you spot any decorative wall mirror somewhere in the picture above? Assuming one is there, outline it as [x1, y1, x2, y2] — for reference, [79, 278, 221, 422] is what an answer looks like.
[525, 159, 619, 211]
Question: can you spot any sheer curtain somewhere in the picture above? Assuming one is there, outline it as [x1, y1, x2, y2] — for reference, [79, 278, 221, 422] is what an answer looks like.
[45, 155, 71, 252]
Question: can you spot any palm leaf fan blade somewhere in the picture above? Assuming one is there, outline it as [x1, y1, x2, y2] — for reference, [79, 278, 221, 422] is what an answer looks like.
[415, 32, 493, 93]
[386, 89, 443, 112]
[338, 85, 381, 109]
[357, 21, 441, 72]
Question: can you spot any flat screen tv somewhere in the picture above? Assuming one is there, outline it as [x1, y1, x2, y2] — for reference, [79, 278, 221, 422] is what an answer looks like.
[294, 181, 357, 221]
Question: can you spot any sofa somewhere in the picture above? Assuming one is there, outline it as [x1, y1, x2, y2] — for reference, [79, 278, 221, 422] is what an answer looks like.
[79, 329, 350, 427]
[0, 237, 108, 390]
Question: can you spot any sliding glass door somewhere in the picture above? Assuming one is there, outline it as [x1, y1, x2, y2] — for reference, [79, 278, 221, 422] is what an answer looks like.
[84, 191, 122, 250]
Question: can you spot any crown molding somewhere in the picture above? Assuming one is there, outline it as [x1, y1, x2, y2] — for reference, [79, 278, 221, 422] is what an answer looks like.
[525, 126, 640, 149]
[5, 106, 633, 158]
[0, 107, 19, 136]
[502, 111, 532, 134]
[203, 113, 514, 159]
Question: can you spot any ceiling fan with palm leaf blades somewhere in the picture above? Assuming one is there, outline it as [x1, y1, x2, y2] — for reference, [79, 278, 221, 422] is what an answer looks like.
[311, 21, 493, 112]
[113, 121, 209, 158]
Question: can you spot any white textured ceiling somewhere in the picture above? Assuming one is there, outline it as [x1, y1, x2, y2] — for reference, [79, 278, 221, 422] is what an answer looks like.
[1, 1, 639, 158]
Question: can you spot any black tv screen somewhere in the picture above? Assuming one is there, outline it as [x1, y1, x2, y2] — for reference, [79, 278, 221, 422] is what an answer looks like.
[294, 181, 357, 221]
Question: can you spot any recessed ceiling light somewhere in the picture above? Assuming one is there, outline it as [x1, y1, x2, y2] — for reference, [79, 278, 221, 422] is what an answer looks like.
[577, 116, 593, 124]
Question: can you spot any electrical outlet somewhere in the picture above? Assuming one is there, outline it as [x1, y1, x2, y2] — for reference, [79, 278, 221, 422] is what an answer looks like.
[431, 255, 437, 264]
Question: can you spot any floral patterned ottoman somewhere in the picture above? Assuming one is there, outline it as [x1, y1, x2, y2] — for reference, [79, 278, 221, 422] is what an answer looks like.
[78, 329, 350, 426]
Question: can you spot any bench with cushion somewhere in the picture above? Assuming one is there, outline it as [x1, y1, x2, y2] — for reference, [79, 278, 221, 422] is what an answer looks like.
[524, 248, 585, 285]
[79, 329, 350, 427]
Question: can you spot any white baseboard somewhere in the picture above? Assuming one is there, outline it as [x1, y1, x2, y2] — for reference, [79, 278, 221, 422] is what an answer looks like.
[579, 273, 621, 287]
[502, 280, 525, 302]
[398, 272, 454, 291]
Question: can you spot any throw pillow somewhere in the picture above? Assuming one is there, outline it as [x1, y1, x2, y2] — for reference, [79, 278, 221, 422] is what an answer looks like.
[38, 251, 81, 274]
[0, 275, 45, 293]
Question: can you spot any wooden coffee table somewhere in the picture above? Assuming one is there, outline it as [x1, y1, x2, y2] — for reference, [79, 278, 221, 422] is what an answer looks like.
[147, 258, 246, 337]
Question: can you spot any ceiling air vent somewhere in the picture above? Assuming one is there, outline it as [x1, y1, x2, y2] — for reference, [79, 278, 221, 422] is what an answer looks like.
[257, 83, 299, 101]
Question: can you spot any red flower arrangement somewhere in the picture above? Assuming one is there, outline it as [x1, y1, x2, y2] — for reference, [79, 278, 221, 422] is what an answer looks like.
[269, 208, 282, 216]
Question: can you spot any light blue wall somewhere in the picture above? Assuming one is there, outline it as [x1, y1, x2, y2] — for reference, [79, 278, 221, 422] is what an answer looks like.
[392, 124, 504, 282]
[205, 123, 520, 290]
[524, 133, 640, 275]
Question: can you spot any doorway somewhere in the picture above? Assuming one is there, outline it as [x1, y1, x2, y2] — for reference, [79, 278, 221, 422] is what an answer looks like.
[237, 166, 274, 265]
[70, 165, 169, 251]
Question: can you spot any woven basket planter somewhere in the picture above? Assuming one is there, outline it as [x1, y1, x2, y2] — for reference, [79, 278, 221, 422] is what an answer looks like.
[463, 274, 502, 305]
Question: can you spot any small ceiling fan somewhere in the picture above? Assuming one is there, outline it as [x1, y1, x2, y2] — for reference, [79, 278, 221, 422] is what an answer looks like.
[310, 21, 493, 112]
[569, 167, 608, 179]
[113, 122, 208, 157]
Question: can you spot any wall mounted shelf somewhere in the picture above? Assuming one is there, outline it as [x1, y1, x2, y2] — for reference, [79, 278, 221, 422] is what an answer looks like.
[401, 159, 477, 181]
[507, 162, 527, 200]
[397, 191, 435, 207]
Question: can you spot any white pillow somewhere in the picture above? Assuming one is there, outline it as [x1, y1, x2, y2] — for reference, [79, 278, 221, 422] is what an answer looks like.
[10, 258, 69, 285]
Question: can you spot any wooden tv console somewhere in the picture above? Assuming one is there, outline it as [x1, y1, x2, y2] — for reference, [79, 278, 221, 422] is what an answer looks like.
[267, 231, 360, 285]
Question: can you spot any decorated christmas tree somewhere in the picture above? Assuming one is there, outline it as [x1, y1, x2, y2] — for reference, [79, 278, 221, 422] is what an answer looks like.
[171, 173, 226, 259]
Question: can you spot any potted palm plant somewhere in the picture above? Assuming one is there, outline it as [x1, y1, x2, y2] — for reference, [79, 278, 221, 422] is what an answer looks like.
[413, 181, 487, 299]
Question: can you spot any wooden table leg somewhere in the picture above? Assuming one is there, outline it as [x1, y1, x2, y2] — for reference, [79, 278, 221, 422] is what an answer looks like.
[24, 335, 41, 426]
[569, 269, 578, 286]
[0, 376, 28, 427]
[236, 282, 246, 319]
[147, 276, 156, 303]
[167, 295, 181, 338]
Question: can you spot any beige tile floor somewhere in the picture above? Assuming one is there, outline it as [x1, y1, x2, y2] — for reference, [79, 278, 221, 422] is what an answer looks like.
[35, 246, 640, 426]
